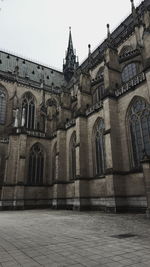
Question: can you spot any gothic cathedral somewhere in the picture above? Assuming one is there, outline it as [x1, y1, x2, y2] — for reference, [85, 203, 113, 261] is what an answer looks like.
[0, 0, 150, 213]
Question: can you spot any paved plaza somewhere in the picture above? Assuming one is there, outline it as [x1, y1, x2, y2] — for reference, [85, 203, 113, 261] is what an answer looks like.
[0, 210, 150, 267]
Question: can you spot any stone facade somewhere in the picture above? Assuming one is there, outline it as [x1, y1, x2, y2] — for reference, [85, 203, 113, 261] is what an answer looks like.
[0, 0, 150, 212]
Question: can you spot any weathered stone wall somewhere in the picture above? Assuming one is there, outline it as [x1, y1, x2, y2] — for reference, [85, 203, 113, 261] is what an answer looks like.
[0, 1, 150, 211]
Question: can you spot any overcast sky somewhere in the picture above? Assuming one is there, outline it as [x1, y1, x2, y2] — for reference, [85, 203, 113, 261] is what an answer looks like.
[0, 0, 141, 71]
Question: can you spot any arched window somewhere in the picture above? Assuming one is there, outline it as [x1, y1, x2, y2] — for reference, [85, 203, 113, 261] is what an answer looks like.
[93, 119, 105, 176]
[28, 143, 44, 185]
[128, 97, 150, 168]
[122, 63, 137, 83]
[70, 132, 76, 180]
[22, 92, 35, 129]
[93, 84, 105, 104]
[52, 143, 57, 181]
[0, 87, 6, 124]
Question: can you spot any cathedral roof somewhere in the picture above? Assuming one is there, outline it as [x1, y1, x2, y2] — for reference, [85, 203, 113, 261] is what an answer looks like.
[0, 50, 65, 92]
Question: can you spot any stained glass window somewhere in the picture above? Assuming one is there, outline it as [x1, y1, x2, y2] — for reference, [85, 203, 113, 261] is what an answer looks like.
[93, 84, 105, 104]
[128, 98, 150, 167]
[122, 63, 137, 83]
[22, 92, 35, 129]
[28, 143, 44, 185]
[93, 119, 105, 176]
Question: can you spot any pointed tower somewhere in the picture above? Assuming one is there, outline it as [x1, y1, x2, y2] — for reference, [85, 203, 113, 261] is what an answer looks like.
[63, 27, 79, 82]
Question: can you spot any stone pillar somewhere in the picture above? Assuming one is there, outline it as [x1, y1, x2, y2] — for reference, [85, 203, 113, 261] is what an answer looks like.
[142, 8, 150, 69]
[1, 133, 27, 209]
[103, 98, 122, 170]
[76, 90, 91, 116]
[134, 25, 143, 48]
[103, 97, 123, 211]
[73, 116, 89, 210]
[57, 130, 67, 181]
[52, 130, 67, 209]
[103, 45, 121, 93]
[57, 106, 71, 129]
[141, 156, 150, 218]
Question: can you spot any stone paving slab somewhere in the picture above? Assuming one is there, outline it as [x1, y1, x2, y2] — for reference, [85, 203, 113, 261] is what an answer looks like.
[0, 210, 150, 267]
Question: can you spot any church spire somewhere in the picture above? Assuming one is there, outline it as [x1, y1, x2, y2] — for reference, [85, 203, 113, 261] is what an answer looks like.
[63, 27, 79, 82]
[68, 27, 73, 53]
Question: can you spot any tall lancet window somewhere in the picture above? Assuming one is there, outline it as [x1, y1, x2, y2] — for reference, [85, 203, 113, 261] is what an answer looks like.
[128, 97, 150, 168]
[28, 143, 44, 185]
[22, 92, 35, 129]
[0, 86, 6, 124]
[70, 132, 76, 180]
[93, 119, 105, 176]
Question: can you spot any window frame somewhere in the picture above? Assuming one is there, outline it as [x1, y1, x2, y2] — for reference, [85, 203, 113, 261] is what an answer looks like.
[127, 97, 150, 169]
[92, 118, 106, 177]
[121, 62, 138, 83]
[92, 83, 105, 104]
[27, 143, 45, 185]
[21, 92, 36, 130]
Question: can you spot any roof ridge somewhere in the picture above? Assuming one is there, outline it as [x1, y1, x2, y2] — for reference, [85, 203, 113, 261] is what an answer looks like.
[0, 48, 63, 74]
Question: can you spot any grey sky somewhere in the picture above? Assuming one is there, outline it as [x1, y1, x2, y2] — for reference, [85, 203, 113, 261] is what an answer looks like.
[0, 0, 141, 71]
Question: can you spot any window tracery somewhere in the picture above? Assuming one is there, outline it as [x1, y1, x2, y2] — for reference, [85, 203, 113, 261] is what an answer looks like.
[28, 143, 44, 185]
[92, 83, 105, 104]
[122, 63, 137, 83]
[22, 92, 35, 129]
[128, 98, 150, 168]
[93, 119, 105, 176]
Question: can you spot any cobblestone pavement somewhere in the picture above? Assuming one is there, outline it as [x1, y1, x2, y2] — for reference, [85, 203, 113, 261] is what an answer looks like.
[0, 210, 150, 267]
